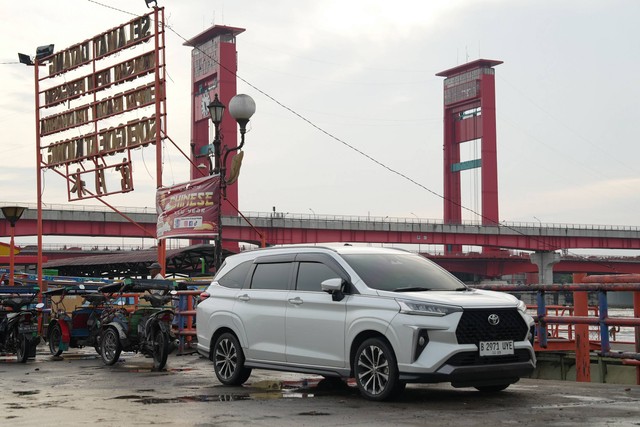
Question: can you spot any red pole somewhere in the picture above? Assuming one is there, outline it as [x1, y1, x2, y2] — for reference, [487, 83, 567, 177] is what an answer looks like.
[186, 293, 193, 345]
[573, 273, 591, 382]
[34, 58, 44, 298]
[153, 6, 166, 274]
[634, 291, 640, 384]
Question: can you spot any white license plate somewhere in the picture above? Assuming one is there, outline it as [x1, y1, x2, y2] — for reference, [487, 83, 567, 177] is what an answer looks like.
[18, 324, 38, 334]
[479, 340, 514, 357]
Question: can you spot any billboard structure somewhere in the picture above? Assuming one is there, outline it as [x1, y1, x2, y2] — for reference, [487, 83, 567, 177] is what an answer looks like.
[37, 9, 166, 200]
[32, 8, 167, 289]
[156, 175, 220, 240]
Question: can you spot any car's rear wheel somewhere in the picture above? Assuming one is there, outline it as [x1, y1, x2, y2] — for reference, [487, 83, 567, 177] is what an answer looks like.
[213, 332, 251, 385]
[354, 337, 404, 401]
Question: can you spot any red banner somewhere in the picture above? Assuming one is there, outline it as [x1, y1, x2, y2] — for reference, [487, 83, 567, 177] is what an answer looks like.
[156, 175, 220, 239]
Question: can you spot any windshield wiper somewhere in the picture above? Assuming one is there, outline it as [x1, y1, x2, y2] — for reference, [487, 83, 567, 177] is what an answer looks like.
[455, 287, 468, 291]
[394, 286, 432, 292]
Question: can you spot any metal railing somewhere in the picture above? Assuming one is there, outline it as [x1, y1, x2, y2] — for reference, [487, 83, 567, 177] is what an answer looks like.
[4, 200, 640, 232]
[470, 282, 640, 384]
[172, 281, 211, 354]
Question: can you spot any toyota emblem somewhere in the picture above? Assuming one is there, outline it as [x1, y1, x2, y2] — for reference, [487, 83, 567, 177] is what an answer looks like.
[487, 314, 500, 326]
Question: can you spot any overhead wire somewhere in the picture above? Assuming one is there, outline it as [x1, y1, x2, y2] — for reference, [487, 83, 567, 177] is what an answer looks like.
[79, 1, 628, 271]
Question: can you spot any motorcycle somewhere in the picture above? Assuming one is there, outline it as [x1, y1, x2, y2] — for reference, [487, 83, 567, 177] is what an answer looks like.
[99, 279, 177, 371]
[0, 286, 43, 363]
[44, 284, 107, 356]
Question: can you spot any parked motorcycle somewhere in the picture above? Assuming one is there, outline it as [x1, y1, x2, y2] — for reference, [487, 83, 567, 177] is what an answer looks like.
[44, 284, 107, 356]
[99, 279, 176, 370]
[0, 286, 43, 363]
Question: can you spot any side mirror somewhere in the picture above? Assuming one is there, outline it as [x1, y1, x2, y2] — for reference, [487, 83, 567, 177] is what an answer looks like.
[321, 278, 346, 302]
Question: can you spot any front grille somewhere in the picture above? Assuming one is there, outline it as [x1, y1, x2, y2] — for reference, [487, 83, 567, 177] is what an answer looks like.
[456, 309, 528, 344]
[446, 349, 532, 366]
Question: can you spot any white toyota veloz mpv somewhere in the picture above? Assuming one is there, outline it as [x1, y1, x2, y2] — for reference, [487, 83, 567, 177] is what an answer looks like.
[196, 245, 536, 401]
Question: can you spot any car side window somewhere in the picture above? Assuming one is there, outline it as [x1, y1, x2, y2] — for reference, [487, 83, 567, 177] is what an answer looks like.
[295, 262, 338, 292]
[250, 262, 291, 290]
[217, 260, 252, 289]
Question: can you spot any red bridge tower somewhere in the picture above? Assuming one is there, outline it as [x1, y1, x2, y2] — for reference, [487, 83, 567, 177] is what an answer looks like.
[437, 59, 503, 254]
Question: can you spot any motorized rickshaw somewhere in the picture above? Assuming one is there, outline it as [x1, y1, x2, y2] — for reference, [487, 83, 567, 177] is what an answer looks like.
[43, 284, 107, 356]
[0, 286, 43, 362]
[99, 279, 176, 371]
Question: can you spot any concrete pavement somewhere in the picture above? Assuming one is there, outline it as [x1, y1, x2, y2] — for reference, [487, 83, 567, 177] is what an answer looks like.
[1, 346, 639, 426]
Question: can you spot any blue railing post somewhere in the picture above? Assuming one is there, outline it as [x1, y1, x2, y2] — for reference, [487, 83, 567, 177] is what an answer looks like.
[537, 289, 547, 348]
[598, 290, 610, 353]
[175, 293, 187, 353]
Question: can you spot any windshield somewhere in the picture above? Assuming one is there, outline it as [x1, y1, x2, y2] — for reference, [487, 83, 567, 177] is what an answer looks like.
[341, 253, 465, 292]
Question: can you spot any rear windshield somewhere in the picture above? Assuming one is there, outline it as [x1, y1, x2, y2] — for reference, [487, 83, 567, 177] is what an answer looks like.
[341, 253, 464, 292]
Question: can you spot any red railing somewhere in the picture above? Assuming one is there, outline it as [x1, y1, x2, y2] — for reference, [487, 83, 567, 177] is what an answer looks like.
[470, 281, 640, 384]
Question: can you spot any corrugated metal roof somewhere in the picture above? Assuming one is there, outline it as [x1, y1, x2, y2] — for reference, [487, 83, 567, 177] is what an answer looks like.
[42, 244, 219, 278]
[44, 247, 183, 267]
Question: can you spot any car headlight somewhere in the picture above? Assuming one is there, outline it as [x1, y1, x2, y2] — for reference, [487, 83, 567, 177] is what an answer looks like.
[397, 299, 462, 316]
[517, 300, 527, 313]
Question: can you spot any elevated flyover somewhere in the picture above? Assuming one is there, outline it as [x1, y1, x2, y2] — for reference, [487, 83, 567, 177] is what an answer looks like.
[2, 204, 640, 252]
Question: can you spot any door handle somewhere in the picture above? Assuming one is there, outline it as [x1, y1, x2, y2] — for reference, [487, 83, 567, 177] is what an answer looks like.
[288, 297, 303, 305]
[238, 294, 250, 301]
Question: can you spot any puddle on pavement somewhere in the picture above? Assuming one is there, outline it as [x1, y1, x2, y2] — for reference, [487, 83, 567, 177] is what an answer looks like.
[49, 353, 100, 362]
[59, 353, 100, 361]
[0, 356, 43, 364]
[129, 390, 314, 404]
[110, 379, 359, 405]
[108, 363, 164, 373]
[297, 411, 331, 416]
[13, 391, 40, 397]
[105, 364, 196, 373]
[168, 367, 195, 372]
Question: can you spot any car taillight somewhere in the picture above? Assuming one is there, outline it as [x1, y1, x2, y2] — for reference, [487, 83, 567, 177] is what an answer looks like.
[199, 292, 210, 302]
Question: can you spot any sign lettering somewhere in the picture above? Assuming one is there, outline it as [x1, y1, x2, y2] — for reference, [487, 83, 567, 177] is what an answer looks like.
[37, 9, 164, 200]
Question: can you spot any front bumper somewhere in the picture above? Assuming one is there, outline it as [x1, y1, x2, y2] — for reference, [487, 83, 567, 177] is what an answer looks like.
[399, 351, 536, 388]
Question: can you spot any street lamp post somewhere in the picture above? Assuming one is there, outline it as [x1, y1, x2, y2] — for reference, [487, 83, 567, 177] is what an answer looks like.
[207, 94, 256, 270]
[1, 206, 26, 286]
[207, 94, 225, 271]
[224, 94, 257, 192]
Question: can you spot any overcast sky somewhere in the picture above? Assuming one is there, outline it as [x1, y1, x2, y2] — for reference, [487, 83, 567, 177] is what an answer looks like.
[1, 0, 640, 251]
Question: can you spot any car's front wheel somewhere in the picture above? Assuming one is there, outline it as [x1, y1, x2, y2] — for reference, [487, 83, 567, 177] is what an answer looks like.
[213, 332, 251, 385]
[354, 337, 404, 401]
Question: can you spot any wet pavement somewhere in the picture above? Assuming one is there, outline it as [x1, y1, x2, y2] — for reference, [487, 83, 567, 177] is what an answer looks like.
[1, 346, 640, 426]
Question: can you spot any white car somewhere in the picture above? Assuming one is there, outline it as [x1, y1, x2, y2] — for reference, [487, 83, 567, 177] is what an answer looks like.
[196, 245, 536, 401]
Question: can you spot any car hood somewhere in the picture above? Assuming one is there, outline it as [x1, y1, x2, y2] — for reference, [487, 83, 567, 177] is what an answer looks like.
[376, 288, 519, 308]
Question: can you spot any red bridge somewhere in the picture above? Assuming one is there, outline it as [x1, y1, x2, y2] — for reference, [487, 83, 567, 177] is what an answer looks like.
[2, 203, 640, 278]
